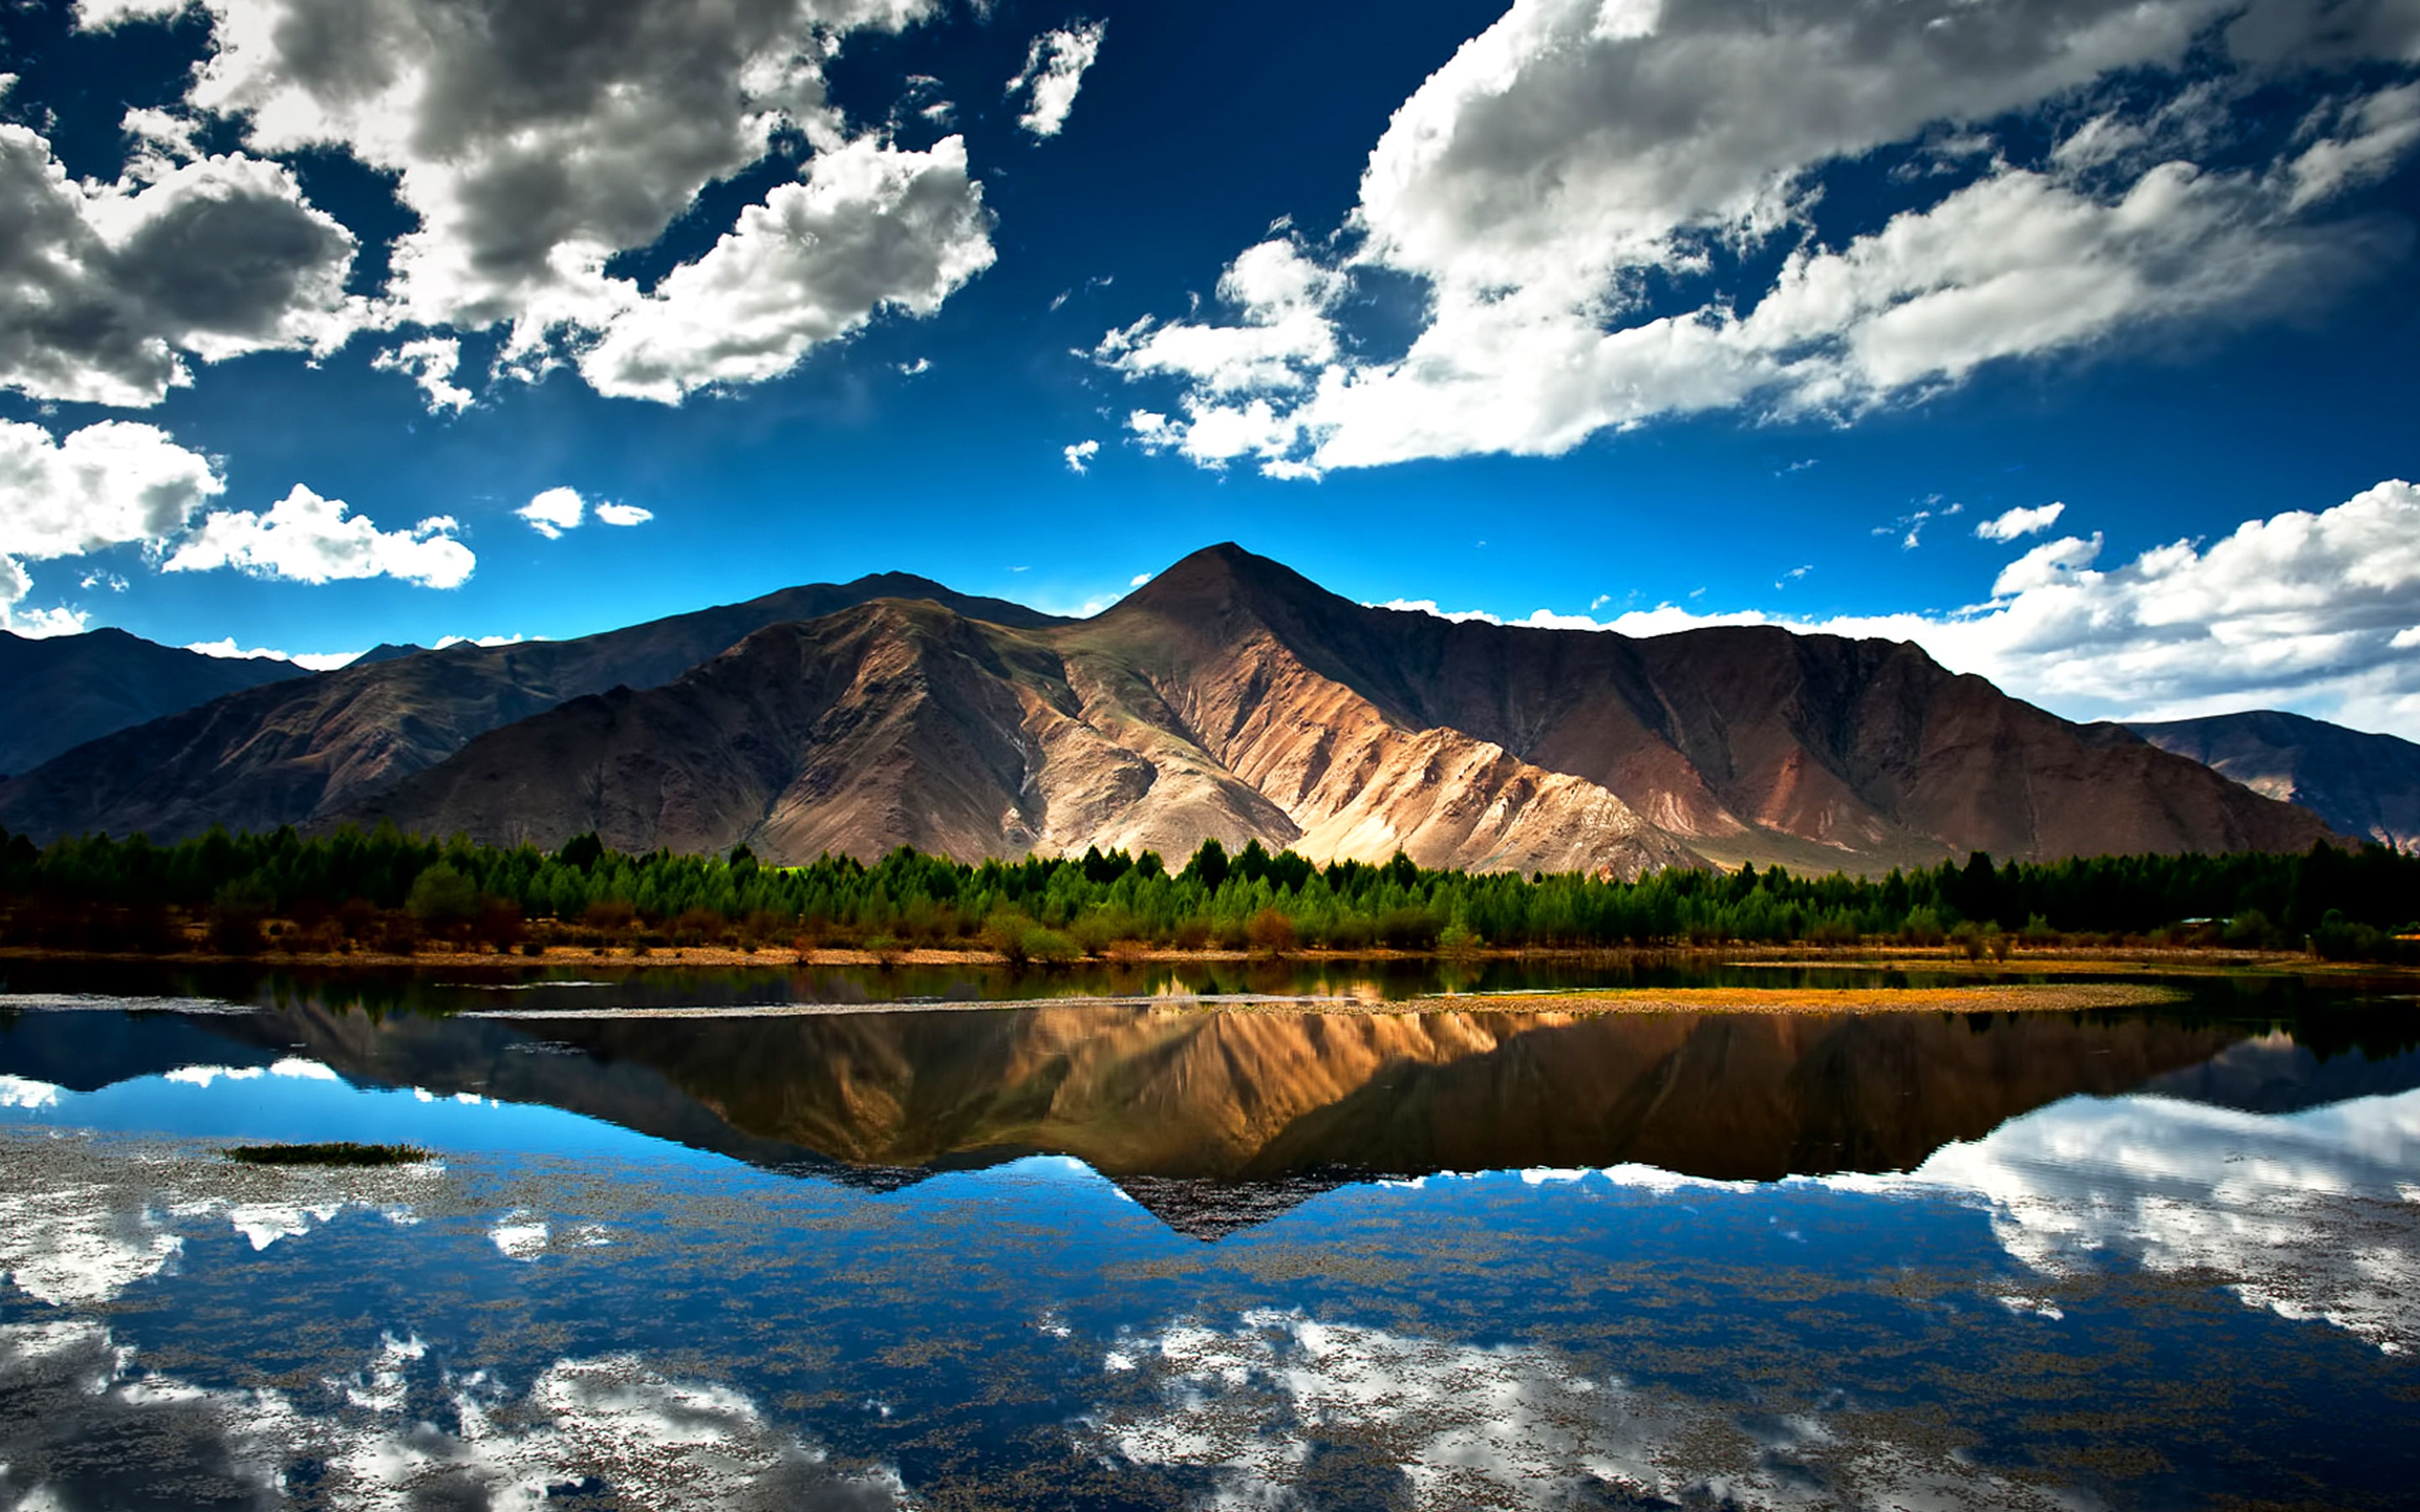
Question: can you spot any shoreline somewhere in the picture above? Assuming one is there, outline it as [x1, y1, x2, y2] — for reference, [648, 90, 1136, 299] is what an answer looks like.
[439, 980, 2186, 1019]
[0, 940, 2404, 977]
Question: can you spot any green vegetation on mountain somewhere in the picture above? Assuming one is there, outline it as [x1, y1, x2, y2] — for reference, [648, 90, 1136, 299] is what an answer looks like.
[3, 821, 2415, 962]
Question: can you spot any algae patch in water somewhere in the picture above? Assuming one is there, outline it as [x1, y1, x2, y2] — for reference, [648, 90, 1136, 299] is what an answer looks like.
[223, 1141, 430, 1168]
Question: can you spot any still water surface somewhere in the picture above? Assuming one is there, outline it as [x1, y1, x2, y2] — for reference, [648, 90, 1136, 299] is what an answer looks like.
[2, 961, 2416, 1509]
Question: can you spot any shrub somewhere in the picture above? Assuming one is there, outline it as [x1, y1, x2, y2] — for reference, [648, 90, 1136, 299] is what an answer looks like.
[1376, 906, 1440, 951]
[1323, 914, 1376, 952]
[582, 898, 638, 935]
[474, 895, 526, 950]
[407, 863, 478, 934]
[1949, 921, 1986, 961]
[1246, 907, 1297, 954]
[208, 878, 272, 955]
[2223, 909, 2276, 949]
[1437, 920, 1481, 957]
[1900, 906, 1946, 948]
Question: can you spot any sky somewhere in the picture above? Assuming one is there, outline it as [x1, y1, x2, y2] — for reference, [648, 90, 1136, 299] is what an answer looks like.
[1, 0, 2417, 735]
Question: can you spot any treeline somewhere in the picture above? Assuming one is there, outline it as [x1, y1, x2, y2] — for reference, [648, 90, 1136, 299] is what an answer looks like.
[2, 822, 2417, 961]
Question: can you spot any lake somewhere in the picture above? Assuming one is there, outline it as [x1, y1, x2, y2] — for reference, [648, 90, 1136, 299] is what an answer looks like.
[3, 960, 2416, 1509]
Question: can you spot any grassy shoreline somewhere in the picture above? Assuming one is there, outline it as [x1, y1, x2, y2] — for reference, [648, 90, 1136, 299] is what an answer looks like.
[4, 938, 2411, 983]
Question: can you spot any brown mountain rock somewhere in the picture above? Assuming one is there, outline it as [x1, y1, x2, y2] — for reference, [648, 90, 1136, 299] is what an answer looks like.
[2129, 709, 2420, 853]
[0, 573, 1063, 843]
[4, 543, 2335, 872]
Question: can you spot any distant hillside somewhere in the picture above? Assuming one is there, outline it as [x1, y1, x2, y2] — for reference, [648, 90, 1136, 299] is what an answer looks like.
[0, 628, 307, 779]
[336, 543, 2332, 874]
[0, 575, 1065, 843]
[2128, 710, 2420, 852]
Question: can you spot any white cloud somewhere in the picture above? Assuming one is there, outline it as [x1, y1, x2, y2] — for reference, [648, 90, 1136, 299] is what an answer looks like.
[1976, 501, 2069, 541]
[371, 334, 474, 413]
[1101, 0, 2420, 475]
[1, 1323, 910, 1509]
[0, 418, 225, 561]
[1007, 20, 1106, 139]
[1128, 570, 1152, 587]
[184, 638, 362, 670]
[1102, 1307, 2087, 1508]
[1063, 438, 1100, 473]
[574, 135, 994, 402]
[0, 123, 360, 407]
[1392, 479, 2420, 740]
[65, 0, 985, 406]
[517, 486, 587, 539]
[166, 484, 476, 589]
[434, 633, 529, 649]
[1835, 1080, 2420, 1352]
[1099, 239, 1344, 402]
[593, 501, 652, 528]
[0, 418, 223, 631]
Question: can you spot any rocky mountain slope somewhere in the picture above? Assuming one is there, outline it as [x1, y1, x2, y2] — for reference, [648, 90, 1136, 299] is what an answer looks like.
[335, 543, 2332, 873]
[2128, 710, 2420, 852]
[0, 574, 1062, 843]
[0, 628, 308, 778]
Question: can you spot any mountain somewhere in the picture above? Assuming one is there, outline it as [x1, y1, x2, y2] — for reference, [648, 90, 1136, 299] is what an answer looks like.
[334, 543, 2331, 873]
[0, 628, 308, 779]
[2128, 710, 2420, 852]
[0, 575, 1064, 843]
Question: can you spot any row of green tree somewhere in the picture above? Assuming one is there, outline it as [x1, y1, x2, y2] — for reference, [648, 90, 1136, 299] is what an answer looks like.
[3, 822, 2416, 959]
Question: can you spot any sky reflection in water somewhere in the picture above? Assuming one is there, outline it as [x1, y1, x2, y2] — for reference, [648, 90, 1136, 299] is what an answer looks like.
[1, 985, 2417, 1510]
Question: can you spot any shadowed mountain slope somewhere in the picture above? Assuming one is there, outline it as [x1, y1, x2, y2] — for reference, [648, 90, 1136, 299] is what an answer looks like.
[340, 544, 2329, 873]
[2128, 710, 2420, 853]
[0, 575, 1064, 843]
[0, 628, 308, 778]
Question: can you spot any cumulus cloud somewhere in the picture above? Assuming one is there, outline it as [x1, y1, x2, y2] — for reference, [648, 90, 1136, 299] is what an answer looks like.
[1007, 20, 1106, 138]
[1063, 438, 1099, 472]
[1390, 479, 2420, 740]
[516, 486, 586, 539]
[60, 0, 988, 406]
[0, 123, 360, 407]
[516, 486, 651, 537]
[166, 484, 476, 588]
[1976, 501, 2068, 540]
[0, 418, 224, 631]
[575, 135, 994, 402]
[372, 334, 474, 413]
[1100, 0, 2420, 475]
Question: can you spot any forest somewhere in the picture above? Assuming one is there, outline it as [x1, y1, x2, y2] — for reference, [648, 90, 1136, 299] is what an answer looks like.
[3, 821, 2416, 963]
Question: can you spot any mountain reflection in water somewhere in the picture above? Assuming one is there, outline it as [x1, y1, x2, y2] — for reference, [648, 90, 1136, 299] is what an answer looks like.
[5, 989, 2256, 1227]
[5, 984, 2419, 1510]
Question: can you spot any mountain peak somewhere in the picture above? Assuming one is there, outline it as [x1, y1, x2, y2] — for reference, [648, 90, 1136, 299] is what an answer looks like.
[1112, 543, 1339, 626]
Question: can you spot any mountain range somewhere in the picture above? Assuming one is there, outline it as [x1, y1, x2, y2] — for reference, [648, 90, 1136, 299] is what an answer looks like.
[0, 627, 306, 779]
[0, 543, 2383, 874]
[2128, 710, 2420, 853]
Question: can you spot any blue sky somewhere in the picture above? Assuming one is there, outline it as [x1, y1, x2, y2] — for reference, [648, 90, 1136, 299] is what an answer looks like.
[2, 0, 2417, 733]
